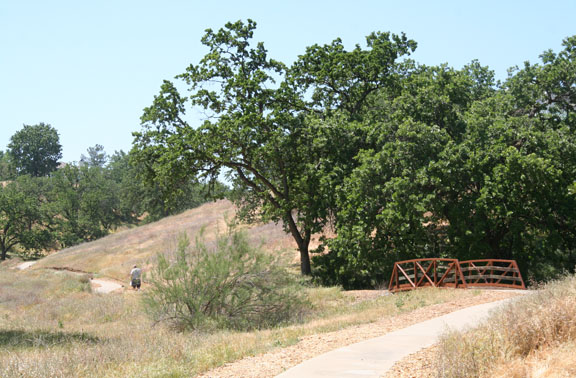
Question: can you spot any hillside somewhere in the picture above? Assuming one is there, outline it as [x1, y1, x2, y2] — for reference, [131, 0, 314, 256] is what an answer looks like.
[31, 199, 299, 280]
[4, 199, 575, 377]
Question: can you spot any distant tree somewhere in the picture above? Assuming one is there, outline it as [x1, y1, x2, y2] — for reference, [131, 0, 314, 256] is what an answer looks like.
[80, 144, 108, 168]
[0, 176, 53, 260]
[106, 150, 144, 221]
[8, 123, 62, 177]
[49, 164, 125, 247]
[0, 151, 16, 181]
[108, 150, 225, 222]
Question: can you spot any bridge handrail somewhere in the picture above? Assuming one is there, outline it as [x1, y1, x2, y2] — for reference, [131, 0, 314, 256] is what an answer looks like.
[388, 258, 525, 292]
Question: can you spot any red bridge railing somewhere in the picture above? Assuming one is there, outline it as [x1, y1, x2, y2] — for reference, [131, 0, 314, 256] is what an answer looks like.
[388, 258, 525, 292]
[387, 258, 467, 292]
[459, 259, 525, 289]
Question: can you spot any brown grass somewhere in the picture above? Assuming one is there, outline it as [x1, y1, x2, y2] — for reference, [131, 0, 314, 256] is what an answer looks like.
[1, 264, 495, 378]
[436, 275, 576, 377]
[29, 200, 299, 281]
[8, 200, 573, 377]
[492, 341, 576, 377]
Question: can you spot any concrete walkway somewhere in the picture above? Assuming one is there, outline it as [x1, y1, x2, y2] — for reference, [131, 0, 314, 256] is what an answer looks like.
[276, 295, 526, 378]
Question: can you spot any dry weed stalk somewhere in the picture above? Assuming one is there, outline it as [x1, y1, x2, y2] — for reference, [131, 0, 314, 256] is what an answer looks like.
[437, 275, 576, 377]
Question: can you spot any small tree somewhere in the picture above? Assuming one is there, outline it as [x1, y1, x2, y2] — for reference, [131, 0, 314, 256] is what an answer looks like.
[8, 123, 62, 177]
[143, 230, 308, 331]
[80, 144, 108, 168]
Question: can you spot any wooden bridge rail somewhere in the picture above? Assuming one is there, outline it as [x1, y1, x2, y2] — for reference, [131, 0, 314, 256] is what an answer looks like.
[388, 258, 467, 292]
[459, 259, 526, 289]
[389, 258, 525, 292]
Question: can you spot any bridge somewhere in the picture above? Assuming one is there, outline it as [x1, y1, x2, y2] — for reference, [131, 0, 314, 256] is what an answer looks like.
[388, 258, 525, 292]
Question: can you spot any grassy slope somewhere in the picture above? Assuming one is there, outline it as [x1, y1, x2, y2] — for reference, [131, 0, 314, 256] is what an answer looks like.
[31, 199, 298, 280]
[0, 266, 496, 377]
[0, 199, 506, 377]
[4, 200, 575, 376]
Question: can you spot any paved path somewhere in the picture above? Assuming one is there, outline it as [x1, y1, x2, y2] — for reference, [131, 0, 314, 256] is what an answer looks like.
[276, 295, 527, 378]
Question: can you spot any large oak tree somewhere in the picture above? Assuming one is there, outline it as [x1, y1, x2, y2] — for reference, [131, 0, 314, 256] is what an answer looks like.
[132, 20, 415, 275]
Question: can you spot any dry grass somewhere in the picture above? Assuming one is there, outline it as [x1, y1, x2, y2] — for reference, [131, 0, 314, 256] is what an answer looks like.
[490, 341, 576, 378]
[8, 200, 570, 377]
[436, 275, 576, 377]
[0, 264, 490, 378]
[29, 200, 299, 281]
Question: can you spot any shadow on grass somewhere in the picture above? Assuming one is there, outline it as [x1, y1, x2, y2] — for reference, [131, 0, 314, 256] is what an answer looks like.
[0, 329, 100, 348]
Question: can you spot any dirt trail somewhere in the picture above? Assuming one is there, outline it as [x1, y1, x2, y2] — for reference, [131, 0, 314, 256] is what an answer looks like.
[91, 278, 124, 293]
[16, 261, 37, 270]
[15, 260, 125, 294]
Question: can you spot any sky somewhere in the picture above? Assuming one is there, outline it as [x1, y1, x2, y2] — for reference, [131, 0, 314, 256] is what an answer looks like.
[2, 0, 575, 163]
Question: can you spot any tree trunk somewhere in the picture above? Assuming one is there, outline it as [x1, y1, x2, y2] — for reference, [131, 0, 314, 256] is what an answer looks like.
[284, 211, 312, 275]
[0, 237, 6, 260]
[298, 242, 312, 276]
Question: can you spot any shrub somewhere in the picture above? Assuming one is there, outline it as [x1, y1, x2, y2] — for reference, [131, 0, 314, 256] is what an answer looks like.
[143, 230, 309, 331]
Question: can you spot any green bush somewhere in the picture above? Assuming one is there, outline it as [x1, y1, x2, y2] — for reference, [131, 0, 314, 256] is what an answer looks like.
[143, 230, 309, 331]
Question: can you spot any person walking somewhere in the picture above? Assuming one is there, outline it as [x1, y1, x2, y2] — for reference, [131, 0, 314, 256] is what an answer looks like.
[130, 265, 142, 291]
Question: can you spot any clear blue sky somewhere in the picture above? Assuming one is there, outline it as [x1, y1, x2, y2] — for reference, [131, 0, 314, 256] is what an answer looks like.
[2, 0, 575, 162]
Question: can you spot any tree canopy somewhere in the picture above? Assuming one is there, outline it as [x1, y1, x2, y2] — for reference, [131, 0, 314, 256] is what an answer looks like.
[8, 123, 62, 177]
[133, 20, 416, 275]
[315, 37, 576, 287]
[0, 176, 53, 260]
[133, 21, 576, 284]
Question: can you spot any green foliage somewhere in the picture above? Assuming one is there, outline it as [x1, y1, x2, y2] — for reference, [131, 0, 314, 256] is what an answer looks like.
[0, 176, 54, 260]
[288, 31, 416, 118]
[133, 19, 415, 275]
[8, 123, 62, 177]
[316, 37, 576, 288]
[0, 143, 225, 257]
[80, 144, 108, 168]
[108, 150, 227, 222]
[48, 164, 127, 247]
[0, 330, 98, 349]
[143, 230, 309, 331]
[132, 21, 576, 287]
[0, 151, 16, 181]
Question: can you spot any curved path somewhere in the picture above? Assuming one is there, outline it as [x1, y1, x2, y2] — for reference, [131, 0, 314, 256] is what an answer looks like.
[15, 260, 124, 294]
[276, 293, 529, 378]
